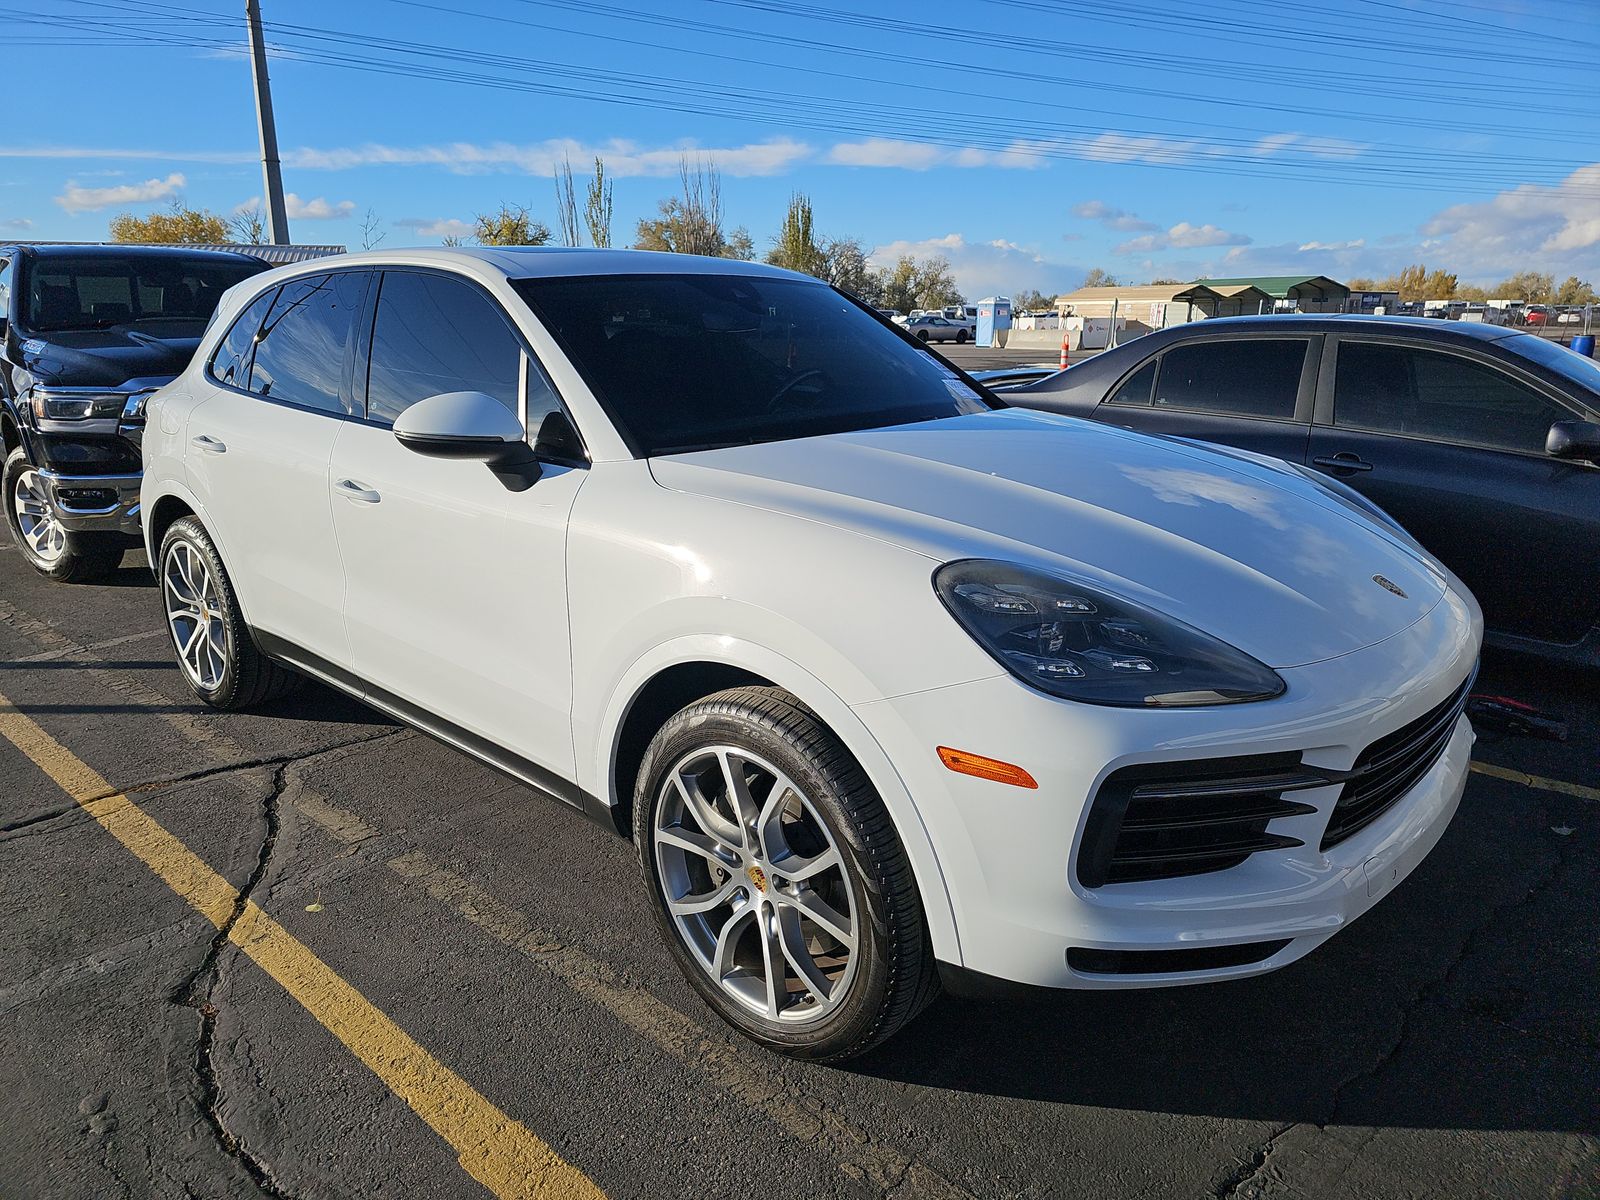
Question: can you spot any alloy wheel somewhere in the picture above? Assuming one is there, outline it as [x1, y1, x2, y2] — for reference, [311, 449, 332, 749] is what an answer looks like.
[163, 540, 229, 690]
[653, 745, 858, 1022]
[14, 468, 65, 563]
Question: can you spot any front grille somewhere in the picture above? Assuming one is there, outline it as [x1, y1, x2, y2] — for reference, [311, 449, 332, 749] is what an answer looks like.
[1321, 673, 1474, 851]
[1078, 752, 1327, 887]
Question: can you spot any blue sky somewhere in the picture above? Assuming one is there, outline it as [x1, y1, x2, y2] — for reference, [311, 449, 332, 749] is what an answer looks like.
[5, 0, 1599, 298]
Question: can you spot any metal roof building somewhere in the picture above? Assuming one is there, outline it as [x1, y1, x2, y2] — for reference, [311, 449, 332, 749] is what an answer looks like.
[3, 240, 344, 263]
[1196, 275, 1349, 312]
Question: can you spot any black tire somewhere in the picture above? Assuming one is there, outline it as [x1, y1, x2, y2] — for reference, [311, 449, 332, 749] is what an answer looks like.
[634, 686, 939, 1061]
[956, 329, 969, 344]
[3, 447, 123, 583]
[915, 330, 930, 342]
[158, 515, 302, 709]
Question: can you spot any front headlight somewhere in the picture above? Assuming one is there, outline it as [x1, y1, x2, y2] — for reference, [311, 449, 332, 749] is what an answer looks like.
[934, 560, 1285, 707]
[30, 387, 130, 422]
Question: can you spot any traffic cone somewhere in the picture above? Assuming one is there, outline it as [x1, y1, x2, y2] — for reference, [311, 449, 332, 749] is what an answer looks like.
[1058, 333, 1070, 369]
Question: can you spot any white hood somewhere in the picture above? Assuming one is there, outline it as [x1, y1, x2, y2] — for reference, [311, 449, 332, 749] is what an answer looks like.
[649, 409, 1449, 669]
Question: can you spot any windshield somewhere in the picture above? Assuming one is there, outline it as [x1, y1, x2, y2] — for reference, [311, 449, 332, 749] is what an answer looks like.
[1505, 333, 1600, 414]
[24, 256, 265, 333]
[512, 273, 994, 455]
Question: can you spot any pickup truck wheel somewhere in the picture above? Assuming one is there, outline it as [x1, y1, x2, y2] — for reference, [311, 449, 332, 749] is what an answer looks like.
[158, 515, 302, 709]
[3, 448, 122, 582]
[635, 686, 940, 1061]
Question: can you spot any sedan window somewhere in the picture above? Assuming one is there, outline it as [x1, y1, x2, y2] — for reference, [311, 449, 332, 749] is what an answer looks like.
[1105, 359, 1156, 407]
[247, 273, 368, 416]
[1153, 339, 1307, 420]
[366, 271, 523, 425]
[1333, 341, 1574, 454]
[209, 288, 278, 389]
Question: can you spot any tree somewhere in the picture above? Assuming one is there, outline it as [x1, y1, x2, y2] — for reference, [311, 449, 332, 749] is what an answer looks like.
[820, 237, 876, 301]
[473, 203, 551, 247]
[1346, 276, 1376, 291]
[359, 208, 385, 251]
[766, 193, 827, 277]
[634, 156, 741, 258]
[1455, 283, 1489, 302]
[584, 156, 613, 249]
[1080, 267, 1119, 289]
[109, 200, 228, 244]
[228, 204, 266, 245]
[723, 227, 755, 261]
[874, 255, 963, 312]
[1373, 264, 1459, 302]
[1012, 288, 1055, 313]
[1555, 275, 1598, 305]
[1494, 270, 1555, 304]
[554, 157, 581, 248]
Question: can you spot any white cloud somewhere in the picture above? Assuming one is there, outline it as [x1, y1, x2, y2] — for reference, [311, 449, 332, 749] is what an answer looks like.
[1070, 200, 1158, 232]
[396, 217, 475, 240]
[1420, 163, 1600, 276]
[866, 232, 1082, 300]
[0, 146, 248, 164]
[1114, 221, 1251, 255]
[286, 138, 812, 178]
[1298, 238, 1366, 252]
[54, 172, 185, 213]
[235, 194, 357, 220]
[1074, 133, 1200, 165]
[826, 138, 1045, 170]
[1, 217, 32, 230]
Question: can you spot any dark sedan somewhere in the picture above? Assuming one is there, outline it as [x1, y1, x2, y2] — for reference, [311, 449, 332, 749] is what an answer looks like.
[999, 315, 1600, 667]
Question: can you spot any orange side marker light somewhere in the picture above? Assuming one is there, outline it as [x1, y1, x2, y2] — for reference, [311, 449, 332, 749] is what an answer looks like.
[936, 746, 1038, 789]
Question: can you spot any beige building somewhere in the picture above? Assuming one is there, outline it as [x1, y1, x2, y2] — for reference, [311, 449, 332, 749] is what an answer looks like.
[1052, 282, 1274, 347]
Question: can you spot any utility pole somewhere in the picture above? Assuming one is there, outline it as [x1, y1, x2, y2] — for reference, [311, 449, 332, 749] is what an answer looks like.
[245, 0, 290, 245]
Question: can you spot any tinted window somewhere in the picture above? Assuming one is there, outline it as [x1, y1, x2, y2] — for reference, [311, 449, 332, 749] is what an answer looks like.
[22, 255, 264, 332]
[1334, 341, 1574, 454]
[209, 288, 277, 388]
[0, 259, 11, 315]
[1500, 333, 1600, 414]
[1154, 339, 1307, 419]
[1105, 359, 1156, 407]
[366, 271, 522, 425]
[513, 274, 991, 456]
[248, 273, 367, 415]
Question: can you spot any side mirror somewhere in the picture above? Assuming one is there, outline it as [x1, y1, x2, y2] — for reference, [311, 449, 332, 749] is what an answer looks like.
[1545, 419, 1600, 463]
[532, 409, 585, 464]
[393, 390, 541, 489]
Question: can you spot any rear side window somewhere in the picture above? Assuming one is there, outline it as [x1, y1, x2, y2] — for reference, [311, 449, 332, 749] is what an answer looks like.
[1105, 359, 1156, 407]
[247, 273, 368, 415]
[1154, 339, 1308, 419]
[209, 289, 277, 388]
[365, 271, 522, 425]
[1333, 341, 1573, 454]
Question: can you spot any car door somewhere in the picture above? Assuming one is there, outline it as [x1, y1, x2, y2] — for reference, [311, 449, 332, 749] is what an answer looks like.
[329, 267, 586, 781]
[187, 272, 367, 663]
[1307, 335, 1600, 645]
[1094, 334, 1318, 464]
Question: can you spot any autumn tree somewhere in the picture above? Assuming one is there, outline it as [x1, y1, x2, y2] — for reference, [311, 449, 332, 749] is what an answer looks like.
[874, 255, 963, 312]
[473, 203, 551, 247]
[1080, 267, 1119, 288]
[1494, 270, 1556, 304]
[109, 200, 228, 244]
[1012, 288, 1055, 312]
[635, 156, 745, 258]
[1555, 275, 1598, 305]
[584, 156, 613, 249]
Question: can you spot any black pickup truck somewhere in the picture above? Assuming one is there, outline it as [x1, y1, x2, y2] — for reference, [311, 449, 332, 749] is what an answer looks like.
[0, 244, 267, 580]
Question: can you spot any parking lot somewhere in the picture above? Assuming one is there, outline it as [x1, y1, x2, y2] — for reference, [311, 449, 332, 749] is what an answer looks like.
[2, 539, 1596, 1199]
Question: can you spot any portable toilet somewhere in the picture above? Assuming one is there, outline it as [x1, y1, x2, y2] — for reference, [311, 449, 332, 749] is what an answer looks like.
[976, 296, 1012, 348]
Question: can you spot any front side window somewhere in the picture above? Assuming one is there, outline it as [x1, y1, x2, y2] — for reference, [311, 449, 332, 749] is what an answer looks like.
[1154, 339, 1308, 419]
[512, 274, 992, 456]
[21, 255, 264, 333]
[366, 271, 522, 425]
[247, 272, 368, 415]
[209, 289, 278, 389]
[1333, 341, 1575, 454]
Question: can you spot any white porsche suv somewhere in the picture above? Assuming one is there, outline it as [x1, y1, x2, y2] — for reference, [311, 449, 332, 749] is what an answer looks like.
[142, 249, 1480, 1061]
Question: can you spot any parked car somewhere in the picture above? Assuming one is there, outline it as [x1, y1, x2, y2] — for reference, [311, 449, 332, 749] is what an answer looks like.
[904, 314, 970, 343]
[999, 315, 1600, 666]
[0, 244, 267, 580]
[142, 250, 1479, 1060]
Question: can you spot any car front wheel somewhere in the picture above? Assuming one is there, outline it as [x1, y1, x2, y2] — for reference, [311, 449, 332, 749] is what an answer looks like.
[916, 330, 929, 342]
[635, 686, 939, 1061]
[3, 448, 123, 582]
[956, 329, 968, 343]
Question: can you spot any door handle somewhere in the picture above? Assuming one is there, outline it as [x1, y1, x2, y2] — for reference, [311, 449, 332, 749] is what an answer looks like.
[190, 434, 226, 454]
[333, 479, 381, 504]
[1312, 453, 1373, 474]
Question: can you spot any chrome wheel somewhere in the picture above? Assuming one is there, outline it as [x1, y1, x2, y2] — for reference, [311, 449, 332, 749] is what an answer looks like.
[163, 541, 229, 690]
[654, 746, 858, 1022]
[14, 468, 65, 563]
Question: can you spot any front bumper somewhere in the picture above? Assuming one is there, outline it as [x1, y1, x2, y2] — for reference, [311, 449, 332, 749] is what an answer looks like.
[853, 584, 1481, 989]
[36, 467, 143, 536]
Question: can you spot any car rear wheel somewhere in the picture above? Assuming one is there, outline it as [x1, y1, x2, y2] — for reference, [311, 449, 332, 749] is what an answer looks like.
[956, 329, 968, 344]
[916, 330, 929, 342]
[159, 515, 302, 709]
[635, 686, 939, 1061]
[3, 448, 123, 583]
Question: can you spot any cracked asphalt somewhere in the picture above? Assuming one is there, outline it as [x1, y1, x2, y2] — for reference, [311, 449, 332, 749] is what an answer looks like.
[1, 543, 1596, 1200]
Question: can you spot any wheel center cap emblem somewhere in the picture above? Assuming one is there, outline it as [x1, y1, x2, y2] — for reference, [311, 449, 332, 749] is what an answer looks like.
[745, 865, 769, 893]
[1372, 574, 1408, 599]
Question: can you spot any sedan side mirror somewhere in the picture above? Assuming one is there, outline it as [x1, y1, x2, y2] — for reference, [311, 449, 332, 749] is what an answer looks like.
[1545, 419, 1600, 463]
[394, 390, 542, 489]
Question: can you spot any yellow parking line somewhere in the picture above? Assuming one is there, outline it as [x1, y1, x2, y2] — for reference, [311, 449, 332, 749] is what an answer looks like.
[0, 697, 604, 1200]
[1471, 760, 1600, 803]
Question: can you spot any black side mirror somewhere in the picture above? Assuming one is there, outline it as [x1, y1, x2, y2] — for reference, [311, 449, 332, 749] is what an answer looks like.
[1546, 419, 1600, 463]
[533, 409, 586, 465]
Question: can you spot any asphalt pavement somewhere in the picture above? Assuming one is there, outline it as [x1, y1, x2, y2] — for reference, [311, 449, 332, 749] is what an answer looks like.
[1, 541, 1596, 1200]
